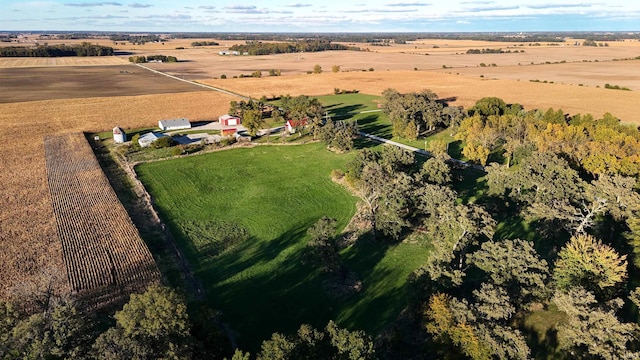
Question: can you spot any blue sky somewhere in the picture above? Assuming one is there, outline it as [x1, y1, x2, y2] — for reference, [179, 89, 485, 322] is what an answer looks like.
[1, 1, 639, 32]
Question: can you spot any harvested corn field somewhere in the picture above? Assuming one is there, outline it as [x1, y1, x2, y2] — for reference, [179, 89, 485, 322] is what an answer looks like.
[44, 133, 159, 306]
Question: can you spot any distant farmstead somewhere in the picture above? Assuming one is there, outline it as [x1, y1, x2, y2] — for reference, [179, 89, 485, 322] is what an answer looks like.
[112, 126, 126, 143]
[138, 132, 167, 148]
[219, 114, 241, 126]
[158, 118, 191, 131]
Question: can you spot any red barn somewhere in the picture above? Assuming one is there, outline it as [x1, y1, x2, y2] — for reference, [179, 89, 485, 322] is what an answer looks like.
[219, 114, 241, 126]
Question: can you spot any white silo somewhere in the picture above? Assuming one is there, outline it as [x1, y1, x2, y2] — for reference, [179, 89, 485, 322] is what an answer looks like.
[113, 126, 126, 143]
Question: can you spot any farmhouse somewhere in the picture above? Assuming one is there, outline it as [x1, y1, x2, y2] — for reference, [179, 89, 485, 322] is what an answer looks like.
[158, 118, 191, 131]
[138, 132, 167, 148]
[219, 114, 241, 126]
[285, 119, 307, 134]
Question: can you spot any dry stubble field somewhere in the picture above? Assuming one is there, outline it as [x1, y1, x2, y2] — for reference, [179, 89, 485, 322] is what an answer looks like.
[0, 89, 236, 300]
[2, 37, 640, 301]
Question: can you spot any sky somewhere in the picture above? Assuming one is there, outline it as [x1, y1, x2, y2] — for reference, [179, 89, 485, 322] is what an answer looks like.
[1, 0, 640, 33]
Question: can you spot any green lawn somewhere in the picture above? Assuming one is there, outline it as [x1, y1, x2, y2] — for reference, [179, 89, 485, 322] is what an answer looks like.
[313, 93, 464, 159]
[136, 143, 430, 351]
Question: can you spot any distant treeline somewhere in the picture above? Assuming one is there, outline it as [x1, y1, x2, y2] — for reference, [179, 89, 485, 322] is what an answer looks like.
[229, 40, 359, 55]
[128, 55, 178, 63]
[191, 41, 219, 46]
[0, 43, 113, 57]
[108, 34, 165, 44]
[466, 48, 525, 54]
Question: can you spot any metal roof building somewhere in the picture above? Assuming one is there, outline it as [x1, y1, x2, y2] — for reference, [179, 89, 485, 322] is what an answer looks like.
[158, 118, 191, 131]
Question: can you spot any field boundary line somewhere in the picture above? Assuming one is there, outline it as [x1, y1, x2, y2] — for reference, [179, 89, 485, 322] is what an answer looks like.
[135, 63, 250, 100]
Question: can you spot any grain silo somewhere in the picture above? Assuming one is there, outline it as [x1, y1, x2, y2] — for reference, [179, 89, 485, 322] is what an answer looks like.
[113, 126, 126, 143]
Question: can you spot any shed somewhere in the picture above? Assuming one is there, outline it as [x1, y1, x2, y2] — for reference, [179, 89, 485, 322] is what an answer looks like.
[219, 114, 241, 126]
[221, 128, 237, 136]
[158, 118, 191, 131]
[285, 119, 307, 134]
[112, 126, 126, 143]
[138, 132, 167, 148]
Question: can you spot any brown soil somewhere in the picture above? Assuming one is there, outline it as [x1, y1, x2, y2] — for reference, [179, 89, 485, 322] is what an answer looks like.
[0, 65, 204, 103]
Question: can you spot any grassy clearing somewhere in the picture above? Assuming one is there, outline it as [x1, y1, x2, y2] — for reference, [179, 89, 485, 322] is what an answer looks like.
[136, 143, 430, 351]
[315, 93, 463, 159]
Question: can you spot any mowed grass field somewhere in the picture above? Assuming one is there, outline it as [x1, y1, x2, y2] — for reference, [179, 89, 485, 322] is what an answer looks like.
[135, 143, 431, 351]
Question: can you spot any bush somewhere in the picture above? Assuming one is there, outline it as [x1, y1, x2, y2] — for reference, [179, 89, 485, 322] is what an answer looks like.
[171, 146, 183, 156]
[220, 137, 236, 147]
[130, 133, 141, 148]
[151, 136, 174, 149]
[220, 74, 227, 79]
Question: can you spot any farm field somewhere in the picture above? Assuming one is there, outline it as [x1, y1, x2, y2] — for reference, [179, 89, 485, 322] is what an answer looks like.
[135, 143, 431, 351]
[0, 65, 204, 103]
[44, 133, 160, 306]
[0, 90, 236, 299]
[203, 70, 640, 125]
[3, 35, 640, 314]
[140, 38, 640, 86]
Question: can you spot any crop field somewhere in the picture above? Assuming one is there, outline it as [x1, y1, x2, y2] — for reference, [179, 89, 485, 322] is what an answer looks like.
[44, 133, 160, 306]
[0, 56, 127, 67]
[202, 70, 640, 125]
[142, 38, 640, 85]
[136, 143, 431, 350]
[0, 90, 236, 299]
[3, 35, 640, 308]
[0, 65, 205, 103]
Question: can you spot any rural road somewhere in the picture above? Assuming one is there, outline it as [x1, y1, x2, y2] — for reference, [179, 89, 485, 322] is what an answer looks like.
[136, 63, 250, 100]
[358, 131, 479, 170]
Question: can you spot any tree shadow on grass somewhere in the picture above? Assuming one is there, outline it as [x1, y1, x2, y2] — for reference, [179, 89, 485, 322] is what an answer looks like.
[194, 223, 335, 352]
[328, 104, 366, 119]
[357, 114, 392, 139]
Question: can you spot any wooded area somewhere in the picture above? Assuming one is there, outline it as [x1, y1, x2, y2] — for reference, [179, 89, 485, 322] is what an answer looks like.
[0, 43, 114, 57]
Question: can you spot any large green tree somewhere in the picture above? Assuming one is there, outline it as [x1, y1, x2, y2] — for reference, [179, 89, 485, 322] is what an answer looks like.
[552, 288, 638, 359]
[553, 234, 627, 299]
[92, 285, 193, 360]
[469, 239, 549, 307]
[257, 321, 375, 360]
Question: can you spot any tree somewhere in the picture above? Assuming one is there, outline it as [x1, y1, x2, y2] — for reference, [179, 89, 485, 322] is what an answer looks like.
[425, 293, 492, 360]
[469, 239, 549, 306]
[242, 108, 266, 137]
[313, 64, 322, 74]
[417, 184, 496, 286]
[552, 288, 638, 359]
[257, 321, 375, 360]
[307, 217, 341, 273]
[92, 285, 193, 360]
[332, 65, 340, 73]
[380, 88, 449, 139]
[417, 156, 451, 185]
[469, 97, 507, 118]
[1, 299, 92, 359]
[553, 234, 627, 298]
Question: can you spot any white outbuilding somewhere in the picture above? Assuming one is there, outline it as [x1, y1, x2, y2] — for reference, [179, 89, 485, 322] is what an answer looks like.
[138, 132, 167, 148]
[158, 118, 191, 131]
[113, 126, 126, 143]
